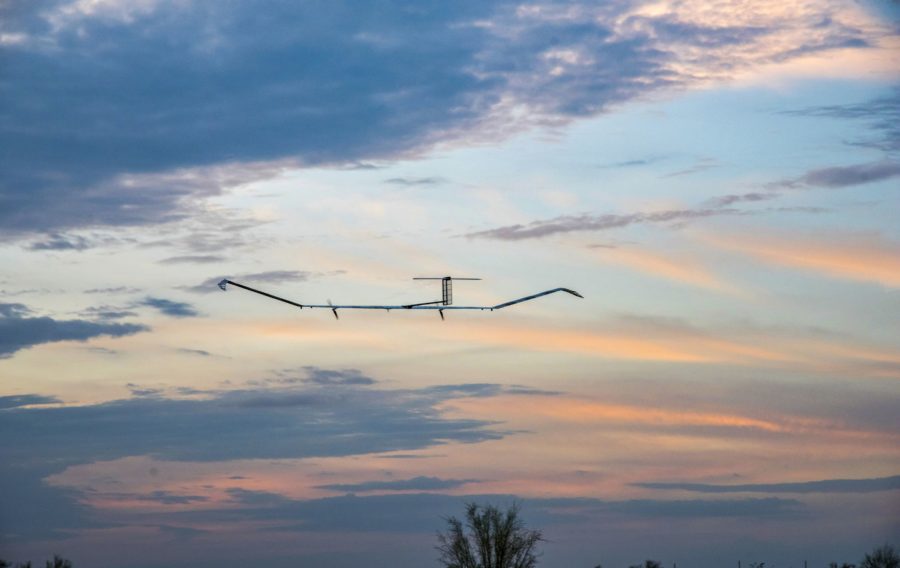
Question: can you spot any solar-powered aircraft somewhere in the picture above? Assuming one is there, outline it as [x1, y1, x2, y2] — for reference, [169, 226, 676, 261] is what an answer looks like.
[217, 276, 583, 320]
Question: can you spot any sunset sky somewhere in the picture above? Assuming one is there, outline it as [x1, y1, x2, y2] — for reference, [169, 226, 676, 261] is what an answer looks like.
[1, 1, 899, 566]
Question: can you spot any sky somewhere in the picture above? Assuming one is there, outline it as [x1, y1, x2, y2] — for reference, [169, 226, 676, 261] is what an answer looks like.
[1, 1, 899, 566]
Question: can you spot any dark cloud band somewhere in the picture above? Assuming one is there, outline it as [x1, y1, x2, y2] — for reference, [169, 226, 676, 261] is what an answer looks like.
[634, 475, 900, 494]
[1, 0, 870, 237]
[0, 302, 148, 358]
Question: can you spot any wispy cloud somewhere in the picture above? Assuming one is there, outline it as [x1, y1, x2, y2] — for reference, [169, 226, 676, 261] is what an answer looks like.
[175, 348, 213, 357]
[708, 160, 900, 208]
[634, 475, 900, 494]
[598, 155, 669, 169]
[783, 88, 900, 152]
[662, 157, 719, 178]
[709, 232, 900, 287]
[706, 191, 780, 208]
[184, 270, 326, 294]
[0, 394, 61, 409]
[778, 160, 900, 189]
[132, 490, 210, 505]
[591, 247, 731, 292]
[430, 315, 900, 382]
[383, 177, 446, 186]
[158, 255, 227, 265]
[26, 233, 92, 251]
[84, 286, 142, 295]
[303, 366, 377, 387]
[444, 319, 782, 364]
[317, 476, 478, 493]
[79, 305, 139, 321]
[466, 208, 747, 240]
[139, 297, 200, 318]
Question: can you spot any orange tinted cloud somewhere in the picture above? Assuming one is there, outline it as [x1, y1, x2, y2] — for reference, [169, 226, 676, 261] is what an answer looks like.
[445, 395, 896, 449]
[450, 396, 790, 433]
[711, 233, 900, 287]
[454, 320, 793, 364]
[592, 247, 733, 292]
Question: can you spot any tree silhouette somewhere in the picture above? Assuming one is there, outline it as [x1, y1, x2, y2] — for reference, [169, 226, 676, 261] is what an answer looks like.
[630, 561, 662, 568]
[861, 545, 899, 568]
[436, 502, 542, 568]
[0, 557, 71, 568]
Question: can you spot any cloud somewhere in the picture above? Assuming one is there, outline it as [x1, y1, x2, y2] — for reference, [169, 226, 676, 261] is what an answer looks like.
[634, 475, 900, 494]
[0, 462, 105, 540]
[0, 369, 521, 539]
[0, 0, 876, 236]
[0, 302, 148, 358]
[420, 383, 560, 398]
[0, 302, 30, 317]
[0, 287, 56, 298]
[175, 348, 212, 357]
[26, 233, 91, 251]
[793, 160, 900, 188]
[303, 366, 377, 387]
[383, 177, 445, 186]
[598, 155, 669, 169]
[504, 386, 563, 396]
[466, 208, 747, 240]
[79, 295, 207, 322]
[139, 297, 200, 318]
[158, 255, 226, 265]
[472, 159, 898, 242]
[155, 523, 208, 541]
[706, 160, 900, 209]
[84, 346, 118, 356]
[0, 380, 511, 467]
[783, 87, 900, 152]
[706, 191, 780, 208]
[226, 487, 292, 507]
[708, 232, 900, 287]
[126, 383, 164, 397]
[84, 286, 142, 295]
[137, 492, 805, 535]
[590, 247, 730, 292]
[0, 394, 61, 409]
[79, 305, 138, 320]
[133, 490, 209, 505]
[598, 497, 803, 519]
[185, 270, 321, 294]
[662, 157, 719, 178]
[317, 476, 478, 493]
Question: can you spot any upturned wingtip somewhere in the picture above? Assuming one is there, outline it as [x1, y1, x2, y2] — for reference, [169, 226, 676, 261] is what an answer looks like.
[217, 279, 228, 291]
[564, 288, 584, 299]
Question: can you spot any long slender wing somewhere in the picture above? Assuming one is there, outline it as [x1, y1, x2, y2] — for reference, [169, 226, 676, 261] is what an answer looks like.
[400, 288, 584, 310]
[218, 279, 583, 312]
[218, 279, 306, 308]
[218, 279, 444, 310]
[490, 287, 584, 309]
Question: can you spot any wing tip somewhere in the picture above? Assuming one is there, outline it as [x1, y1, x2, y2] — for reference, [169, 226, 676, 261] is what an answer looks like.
[563, 288, 584, 299]
[217, 279, 228, 291]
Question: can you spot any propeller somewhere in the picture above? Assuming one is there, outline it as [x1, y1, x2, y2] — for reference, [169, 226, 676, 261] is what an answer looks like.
[328, 299, 338, 320]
